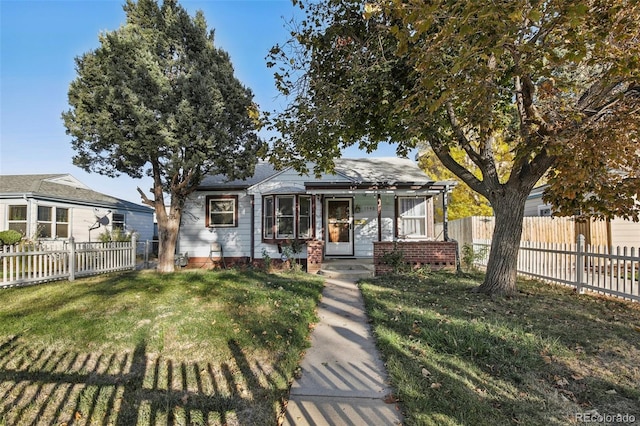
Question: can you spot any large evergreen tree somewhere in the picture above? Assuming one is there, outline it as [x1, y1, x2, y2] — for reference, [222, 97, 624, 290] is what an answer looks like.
[267, 0, 639, 295]
[63, 0, 263, 272]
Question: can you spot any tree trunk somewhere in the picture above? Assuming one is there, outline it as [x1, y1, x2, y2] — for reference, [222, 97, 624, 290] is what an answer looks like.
[477, 188, 529, 296]
[156, 213, 181, 273]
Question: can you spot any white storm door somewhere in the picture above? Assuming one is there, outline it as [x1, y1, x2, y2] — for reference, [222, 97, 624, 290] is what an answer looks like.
[325, 198, 353, 256]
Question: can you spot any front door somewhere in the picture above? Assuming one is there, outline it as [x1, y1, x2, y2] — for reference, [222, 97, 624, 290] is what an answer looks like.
[325, 198, 353, 256]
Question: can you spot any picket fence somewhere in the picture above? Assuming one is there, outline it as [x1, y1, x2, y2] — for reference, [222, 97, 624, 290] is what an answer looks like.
[473, 235, 639, 302]
[0, 236, 138, 288]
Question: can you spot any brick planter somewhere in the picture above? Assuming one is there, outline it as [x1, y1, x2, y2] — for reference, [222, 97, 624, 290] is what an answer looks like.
[373, 241, 458, 275]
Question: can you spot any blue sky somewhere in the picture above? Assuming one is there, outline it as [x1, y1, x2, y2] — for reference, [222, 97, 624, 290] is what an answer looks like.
[1, 0, 399, 204]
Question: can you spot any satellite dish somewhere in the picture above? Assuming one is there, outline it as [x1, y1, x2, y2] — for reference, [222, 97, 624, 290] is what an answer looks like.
[98, 216, 110, 226]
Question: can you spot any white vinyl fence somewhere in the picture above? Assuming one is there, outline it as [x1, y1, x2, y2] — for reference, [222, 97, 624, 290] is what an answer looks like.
[473, 235, 639, 302]
[1, 236, 138, 288]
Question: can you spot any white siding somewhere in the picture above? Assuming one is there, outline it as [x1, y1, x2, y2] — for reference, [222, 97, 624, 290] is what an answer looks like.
[353, 194, 379, 257]
[178, 191, 253, 258]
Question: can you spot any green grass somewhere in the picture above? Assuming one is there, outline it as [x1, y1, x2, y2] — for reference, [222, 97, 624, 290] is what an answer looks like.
[0, 269, 323, 425]
[360, 271, 640, 426]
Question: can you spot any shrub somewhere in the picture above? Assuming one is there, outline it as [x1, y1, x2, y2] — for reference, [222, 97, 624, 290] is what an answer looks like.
[261, 248, 272, 272]
[461, 243, 487, 271]
[381, 244, 411, 274]
[98, 228, 131, 242]
[0, 230, 23, 246]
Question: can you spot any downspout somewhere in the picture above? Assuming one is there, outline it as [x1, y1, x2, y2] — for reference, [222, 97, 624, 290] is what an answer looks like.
[442, 186, 449, 241]
[377, 193, 382, 242]
[250, 195, 255, 263]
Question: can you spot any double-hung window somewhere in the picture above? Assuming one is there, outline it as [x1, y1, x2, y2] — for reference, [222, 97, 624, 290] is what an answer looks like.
[397, 197, 427, 238]
[37, 206, 53, 238]
[56, 208, 69, 238]
[8, 205, 27, 235]
[263, 194, 313, 241]
[206, 195, 238, 227]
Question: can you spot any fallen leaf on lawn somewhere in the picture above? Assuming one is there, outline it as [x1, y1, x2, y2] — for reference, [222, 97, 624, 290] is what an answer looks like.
[571, 374, 584, 381]
[421, 368, 431, 377]
[75, 412, 82, 420]
[605, 389, 617, 395]
[431, 382, 442, 389]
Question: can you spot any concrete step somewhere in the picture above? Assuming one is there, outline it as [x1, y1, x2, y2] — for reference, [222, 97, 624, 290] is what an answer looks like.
[318, 260, 374, 280]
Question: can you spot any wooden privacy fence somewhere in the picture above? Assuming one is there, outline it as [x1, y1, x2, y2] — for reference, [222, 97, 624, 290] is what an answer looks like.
[0, 236, 138, 288]
[448, 216, 609, 248]
[473, 235, 639, 302]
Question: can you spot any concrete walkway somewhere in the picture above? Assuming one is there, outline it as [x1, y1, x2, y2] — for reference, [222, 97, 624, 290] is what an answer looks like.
[282, 277, 403, 425]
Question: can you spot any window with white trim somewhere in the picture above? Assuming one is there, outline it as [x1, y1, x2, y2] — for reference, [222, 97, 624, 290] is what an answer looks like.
[8, 205, 27, 235]
[263, 194, 314, 241]
[37, 206, 53, 238]
[206, 196, 238, 227]
[37, 206, 71, 238]
[397, 197, 427, 238]
[56, 208, 69, 238]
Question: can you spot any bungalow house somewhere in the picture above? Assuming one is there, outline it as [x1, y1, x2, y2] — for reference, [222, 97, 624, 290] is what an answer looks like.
[525, 184, 640, 248]
[178, 158, 458, 272]
[0, 174, 154, 243]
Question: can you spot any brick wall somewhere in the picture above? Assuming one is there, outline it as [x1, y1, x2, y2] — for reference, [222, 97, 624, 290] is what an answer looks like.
[373, 241, 458, 275]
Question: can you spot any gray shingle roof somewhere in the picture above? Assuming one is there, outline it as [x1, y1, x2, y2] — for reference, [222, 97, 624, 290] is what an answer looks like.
[0, 174, 153, 212]
[333, 157, 432, 184]
[197, 157, 433, 190]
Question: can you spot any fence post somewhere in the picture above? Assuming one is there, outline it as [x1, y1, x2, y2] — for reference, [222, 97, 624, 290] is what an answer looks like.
[144, 240, 149, 269]
[576, 234, 585, 294]
[131, 235, 138, 270]
[69, 236, 76, 281]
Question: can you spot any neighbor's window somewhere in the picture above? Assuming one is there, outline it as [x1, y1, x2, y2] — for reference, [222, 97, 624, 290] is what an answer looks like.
[37, 206, 53, 238]
[8, 205, 27, 235]
[397, 197, 427, 237]
[56, 208, 69, 238]
[37, 206, 71, 238]
[112, 213, 126, 231]
[206, 195, 238, 227]
[263, 194, 314, 241]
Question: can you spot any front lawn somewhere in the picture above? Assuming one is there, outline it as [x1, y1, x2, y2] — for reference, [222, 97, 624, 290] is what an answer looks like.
[0, 269, 323, 425]
[360, 271, 640, 426]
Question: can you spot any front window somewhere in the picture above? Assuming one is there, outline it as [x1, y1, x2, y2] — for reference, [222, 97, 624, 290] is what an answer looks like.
[276, 196, 295, 238]
[263, 194, 314, 241]
[8, 205, 27, 235]
[206, 196, 238, 227]
[398, 197, 427, 238]
[298, 196, 312, 239]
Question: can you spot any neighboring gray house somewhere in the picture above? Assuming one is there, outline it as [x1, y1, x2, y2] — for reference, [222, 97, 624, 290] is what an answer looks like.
[0, 174, 154, 242]
[525, 184, 640, 248]
[178, 158, 455, 268]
